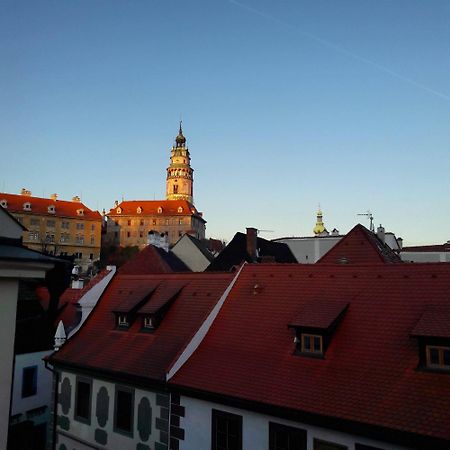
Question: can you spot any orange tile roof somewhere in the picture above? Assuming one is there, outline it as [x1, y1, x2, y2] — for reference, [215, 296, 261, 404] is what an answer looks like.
[108, 199, 204, 220]
[0, 192, 101, 221]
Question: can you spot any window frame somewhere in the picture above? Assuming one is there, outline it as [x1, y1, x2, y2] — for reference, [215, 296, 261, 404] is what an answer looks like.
[211, 409, 242, 450]
[114, 385, 134, 437]
[269, 421, 307, 450]
[301, 334, 323, 354]
[426, 345, 450, 370]
[117, 314, 129, 328]
[313, 438, 348, 450]
[74, 376, 92, 425]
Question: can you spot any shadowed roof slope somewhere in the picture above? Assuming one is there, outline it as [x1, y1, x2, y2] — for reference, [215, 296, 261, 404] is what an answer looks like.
[207, 232, 297, 271]
[170, 263, 450, 447]
[49, 272, 233, 382]
[119, 245, 190, 274]
[317, 223, 402, 265]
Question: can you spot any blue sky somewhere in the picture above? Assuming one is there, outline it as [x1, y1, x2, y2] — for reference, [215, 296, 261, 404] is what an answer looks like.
[1, 0, 449, 244]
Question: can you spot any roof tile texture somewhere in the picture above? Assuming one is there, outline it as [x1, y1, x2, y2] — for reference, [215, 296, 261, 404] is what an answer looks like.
[170, 263, 450, 442]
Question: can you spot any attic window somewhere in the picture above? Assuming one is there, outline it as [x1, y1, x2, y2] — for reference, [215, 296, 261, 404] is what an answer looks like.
[116, 207, 122, 214]
[23, 202, 31, 211]
[117, 314, 129, 328]
[426, 346, 450, 370]
[48, 205, 55, 214]
[177, 206, 183, 213]
[137, 207, 142, 214]
[142, 316, 154, 330]
[411, 306, 450, 372]
[0, 199, 7, 208]
[301, 334, 323, 354]
[77, 209, 84, 216]
[289, 300, 348, 358]
[157, 207, 163, 214]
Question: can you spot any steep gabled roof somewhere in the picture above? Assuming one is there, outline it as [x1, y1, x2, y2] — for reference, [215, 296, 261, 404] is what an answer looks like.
[49, 272, 234, 382]
[0, 192, 100, 220]
[206, 232, 297, 271]
[119, 245, 190, 274]
[317, 224, 402, 265]
[169, 263, 450, 447]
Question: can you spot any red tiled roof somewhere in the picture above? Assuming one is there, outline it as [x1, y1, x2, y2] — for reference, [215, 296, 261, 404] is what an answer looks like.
[317, 224, 402, 265]
[49, 272, 234, 381]
[0, 192, 101, 220]
[138, 280, 186, 315]
[170, 263, 450, 444]
[411, 305, 450, 338]
[108, 200, 203, 219]
[289, 299, 348, 329]
[119, 245, 190, 274]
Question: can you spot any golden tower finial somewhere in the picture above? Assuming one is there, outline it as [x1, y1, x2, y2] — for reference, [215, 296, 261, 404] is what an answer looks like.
[313, 206, 326, 235]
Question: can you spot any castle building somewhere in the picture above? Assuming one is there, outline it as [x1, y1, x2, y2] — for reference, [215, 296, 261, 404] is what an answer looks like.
[106, 124, 206, 247]
[0, 190, 101, 270]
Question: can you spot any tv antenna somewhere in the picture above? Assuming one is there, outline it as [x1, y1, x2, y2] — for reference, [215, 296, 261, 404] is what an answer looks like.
[257, 229, 274, 234]
[357, 211, 374, 232]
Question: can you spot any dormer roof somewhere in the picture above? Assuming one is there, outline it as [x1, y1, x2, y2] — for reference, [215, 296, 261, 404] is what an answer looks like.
[411, 306, 450, 338]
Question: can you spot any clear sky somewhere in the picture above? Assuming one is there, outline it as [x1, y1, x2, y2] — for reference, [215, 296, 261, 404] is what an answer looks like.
[1, 0, 449, 244]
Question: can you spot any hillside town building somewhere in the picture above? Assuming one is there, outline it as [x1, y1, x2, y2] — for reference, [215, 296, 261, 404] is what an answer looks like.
[0, 190, 101, 270]
[106, 124, 206, 247]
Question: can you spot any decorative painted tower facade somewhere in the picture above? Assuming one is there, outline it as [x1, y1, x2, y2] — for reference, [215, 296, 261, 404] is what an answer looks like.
[166, 123, 194, 204]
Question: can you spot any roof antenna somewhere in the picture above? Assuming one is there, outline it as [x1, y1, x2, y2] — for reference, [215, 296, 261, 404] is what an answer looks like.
[357, 210, 374, 232]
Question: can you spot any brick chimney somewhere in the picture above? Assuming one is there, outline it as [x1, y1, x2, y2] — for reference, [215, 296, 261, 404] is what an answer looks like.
[246, 227, 258, 262]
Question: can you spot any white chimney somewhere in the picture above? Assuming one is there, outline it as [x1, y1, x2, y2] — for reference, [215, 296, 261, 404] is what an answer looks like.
[377, 224, 385, 243]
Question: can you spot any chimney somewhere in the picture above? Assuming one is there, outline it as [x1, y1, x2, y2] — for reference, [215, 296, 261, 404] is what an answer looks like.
[72, 195, 81, 202]
[114, 200, 119, 207]
[20, 188, 32, 196]
[50, 193, 57, 201]
[246, 227, 258, 261]
[397, 237, 403, 250]
[377, 224, 385, 243]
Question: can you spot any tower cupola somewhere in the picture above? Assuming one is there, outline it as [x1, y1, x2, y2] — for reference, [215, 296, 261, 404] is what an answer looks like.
[166, 122, 194, 204]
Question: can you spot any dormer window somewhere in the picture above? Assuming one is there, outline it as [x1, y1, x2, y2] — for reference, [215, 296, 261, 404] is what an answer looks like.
[77, 209, 84, 216]
[157, 207, 163, 214]
[48, 205, 55, 214]
[177, 206, 183, 213]
[289, 300, 348, 358]
[117, 314, 129, 328]
[411, 306, 450, 372]
[23, 202, 31, 211]
[0, 199, 7, 208]
[116, 207, 122, 214]
[137, 207, 142, 214]
[301, 334, 323, 354]
[143, 316, 154, 330]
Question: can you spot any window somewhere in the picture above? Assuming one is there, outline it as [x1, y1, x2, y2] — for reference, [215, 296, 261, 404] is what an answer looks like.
[301, 334, 323, 354]
[76, 235, 84, 244]
[137, 207, 142, 214]
[76, 223, 84, 230]
[139, 231, 144, 238]
[143, 316, 154, 330]
[211, 409, 242, 450]
[21, 366, 37, 398]
[45, 233, 55, 243]
[0, 199, 7, 208]
[179, 219, 183, 225]
[165, 219, 169, 225]
[74, 252, 82, 259]
[23, 202, 31, 211]
[29, 231, 39, 241]
[90, 235, 95, 244]
[269, 422, 307, 450]
[157, 207, 163, 214]
[313, 439, 347, 450]
[77, 209, 84, 216]
[60, 233, 70, 243]
[426, 345, 450, 370]
[128, 219, 132, 226]
[114, 387, 134, 436]
[173, 185, 178, 194]
[89, 253, 94, 260]
[140, 219, 144, 226]
[117, 314, 129, 328]
[177, 206, 183, 213]
[48, 205, 55, 213]
[116, 207, 122, 214]
[47, 220, 55, 227]
[127, 231, 131, 238]
[75, 378, 92, 424]
[91, 223, 95, 231]
[30, 218, 40, 226]
[61, 221, 70, 229]
[152, 219, 157, 225]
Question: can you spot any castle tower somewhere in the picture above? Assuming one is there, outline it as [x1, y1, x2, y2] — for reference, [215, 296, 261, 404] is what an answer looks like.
[166, 122, 194, 204]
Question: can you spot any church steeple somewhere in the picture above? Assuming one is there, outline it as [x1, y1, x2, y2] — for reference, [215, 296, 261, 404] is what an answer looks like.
[313, 207, 327, 235]
[166, 123, 194, 204]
